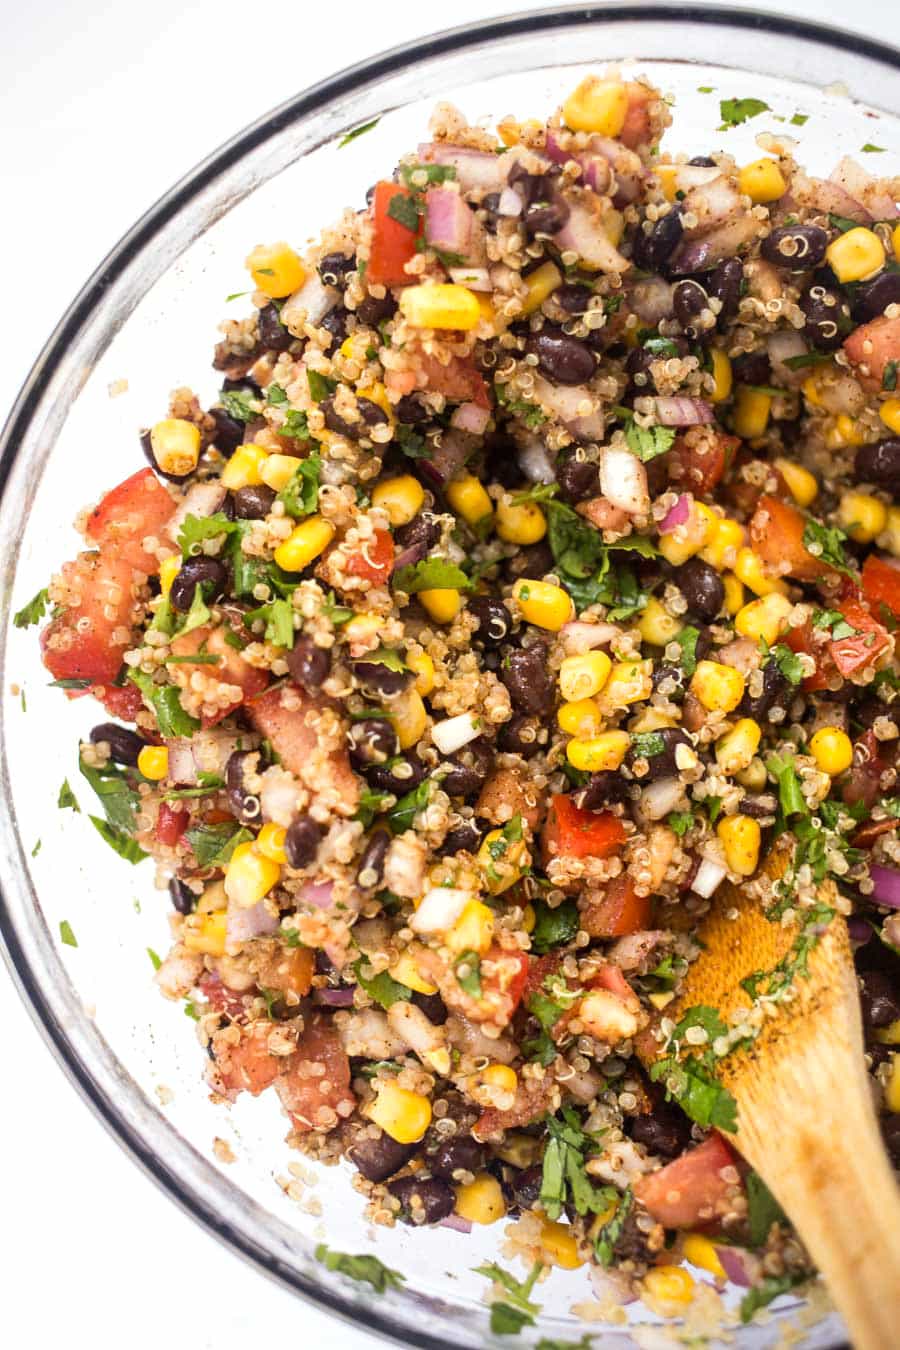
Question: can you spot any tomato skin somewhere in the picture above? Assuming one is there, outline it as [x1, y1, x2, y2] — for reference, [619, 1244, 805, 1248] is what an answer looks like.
[213, 1022, 284, 1097]
[344, 527, 394, 584]
[542, 795, 626, 865]
[619, 81, 653, 150]
[581, 874, 651, 938]
[828, 598, 892, 678]
[41, 551, 139, 685]
[784, 619, 833, 692]
[843, 728, 890, 810]
[749, 495, 833, 583]
[275, 1016, 355, 1132]
[199, 972, 248, 1018]
[415, 353, 490, 404]
[85, 468, 176, 574]
[367, 182, 422, 286]
[668, 429, 738, 497]
[247, 682, 359, 812]
[494, 947, 530, 1014]
[633, 1132, 740, 1229]
[862, 555, 900, 621]
[97, 683, 145, 721]
[844, 314, 900, 389]
[168, 624, 269, 727]
[156, 801, 189, 846]
[590, 963, 637, 1003]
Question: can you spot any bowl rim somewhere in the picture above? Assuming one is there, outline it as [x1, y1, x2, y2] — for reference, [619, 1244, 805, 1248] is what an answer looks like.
[0, 5, 893, 1344]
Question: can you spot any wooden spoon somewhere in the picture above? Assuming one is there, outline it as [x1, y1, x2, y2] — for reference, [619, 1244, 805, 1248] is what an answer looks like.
[639, 843, 900, 1349]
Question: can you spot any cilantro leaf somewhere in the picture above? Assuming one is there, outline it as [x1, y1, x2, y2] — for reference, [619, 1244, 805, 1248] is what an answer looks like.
[495, 383, 548, 428]
[338, 117, 381, 148]
[529, 897, 579, 954]
[767, 753, 807, 819]
[386, 192, 421, 232]
[782, 352, 834, 370]
[277, 454, 321, 519]
[58, 779, 80, 812]
[307, 370, 338, 402]
[128, 671, 201, 739]
[475, 1261, 541, 1334]
[393, 558, 471, 594]
[667, 810, 695, 837]
[790, 112, 809, 126]
[594, 1188, 633, 1267]
[59, 919, 78, 947]
[454, 950, 482, 998]
[861, 142, 885, 153]
[354, 785, 392, 829]
[802, 518, 855, 577]
[740, 1273, 805, 1324]
[490, 1305, 533, 1336]
[746, 1170, 788, 1248]
[280, 408, 312, 440]
[631, 731, 665, 759]
[88, 816, 148, 864]
[177, 512, 237, 559]
[79, 755, 141, 835]
[354, 957, 412, 1009]
[245, 598, 295, 648]
[623, 419, 676, 463]
[771, 644, 804, 686]
[400, 162, 457, 188]
[718, 96, 770, 128]
[218, 388, 259, 422]
[674, 625, 701, 677]
[13, 587, 49, 629]
[314, 1245, 405, 1294]
[184, 822, 253, 868]
[394, 424, 431, 459]
[883, 360, 898, 393]
[387, 778, 431, 833]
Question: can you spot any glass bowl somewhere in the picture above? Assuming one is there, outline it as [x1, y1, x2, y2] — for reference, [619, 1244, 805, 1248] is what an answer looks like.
[2, 7, 897, 1346]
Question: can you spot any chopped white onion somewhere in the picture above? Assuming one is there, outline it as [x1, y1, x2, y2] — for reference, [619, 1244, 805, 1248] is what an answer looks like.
[448, 266, 492, 291]
[629, 275, 674, 324]
[280, 273, 339, 332]
[560, 620, 620, 654]
[410, 887, 472, 935]
[639, 777, 685, 821]
[599, 443, 649, 515]
[516, 436, 555, 483]
[432, 713, 482, 756]
[498, 186, 524, 216]
[692, 857, 727, 898]
[166, 480, 229, 542]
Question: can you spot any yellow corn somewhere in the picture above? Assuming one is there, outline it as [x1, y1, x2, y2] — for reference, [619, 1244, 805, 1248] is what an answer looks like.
[562, 77, 629, 136]
[826, 414, 868, 451]
[881, 398, 900, 436]
[394, 689, 428, 750]
[361, 380, 392, 419]
[885, 1054, 900, 1113]
[838, 490, 888, 544]
[340, 333, 371, 363]
[399, 283, 481, 331]
[183, 909, 228, 957]
[690, 660, 745, 713]
[638, 596, 682, 646]
[475, 293, 497, 332]
[158, 555, 181, 598]
[390, 952, 437, 996]
[559, 650, 612, 701]
[372, 474, 425, 527]
[274, 516, 335, 571]
[683, 1234, 726, 1279]
[256, 821, 288, 864]
[540, 1219, 584, 1270]
[137, 746, 168, 781]
[700, 516, 745, 571]
[774, 458, 818, 508]
[734, 546, 788, 597]
[246, 242, 305, 299]
[478, 832, 529, 896]
[557, 698, 604, 738]
[717, 813, 761, 876]
[259, 453, 301, 492]
[656, 164, 678, 203]
[736, 756, 768, 792]
[522, 260, 563, 314]
[630, 707, 677, 733]
[809, 726, 853, 776]
[343, 612, 381, 646]
[369, 1081, 432, 1144]
[496, 498, 547, 545]
[732, 386, 772, 439]
[482, 1064, 518, 1094]
[224, 841, 281, 908]
[602, 206, 625, 247]
[454, 1172, 506, 1224]
[150, 418, 202, 477]
[446, 474, 493, 530]
[658, 501, 716, 567]
[738, 158, 786, 204]
[709, 348, 733, 403]
[894, 223, 900, 262]
[600, 659, 653, 712]
[447, 898, 496, 951]
[418, 588, 462, 624]
[715, 719, 762, 775]
[826, 226, 886, 284]
[802, 369, 832, 409]
[197, 880, 227, 915]
[722, 573, 745, 615]
[874, 1019, 900, 1046]
[881, 506, 900, 559]
[566, 730, 630, 773]
[221, 443, 269, 491]
[513, 578, 574, 631]
[734, 591, 793, 646]
[406, 650, 435, 696]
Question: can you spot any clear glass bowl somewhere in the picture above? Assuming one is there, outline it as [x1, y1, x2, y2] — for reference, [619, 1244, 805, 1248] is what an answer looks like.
[2, 7, 897, 1346]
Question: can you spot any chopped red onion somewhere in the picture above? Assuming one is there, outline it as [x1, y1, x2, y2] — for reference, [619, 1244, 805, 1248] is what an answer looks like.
[868, 864, 900, 910]
[516, 437, 555, 483]
[497, 186, 523, 217]
[670, 213, 762, 274]
[425, 187, 475, 257]
[313, 986, 357, 1007]
[166, 730, 253, 787]
[450, 401, 490, 436]
[847, 917, 873, 946]
[554, 202, 629, 274]
[659, 494, 690, 534]
[418, 142, 507, 192]
[692, 857, 727, 899]
[629, 275, 674, 324]
[226, 898, 279, 946]
[714, 1245, 762, 1288]
[439, 1213, 473, 1234]
[654, 396, 714, 427]
[831, 156, 899, 221]
[298, 879, 334, 910]
[599, 443, 649, 515]
[416, 428, 473, 490]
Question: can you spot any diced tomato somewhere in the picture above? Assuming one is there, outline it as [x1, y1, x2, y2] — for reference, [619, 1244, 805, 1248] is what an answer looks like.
[749, 495, 833, 583]
[344, 527, 394, 584]
[96, 682, 146, 721]
[212, 1022, 284, 1097]
[542, 795, 626, 865]
[41, 551, 139, 686]
[668, 428, 738, 497]
[580, 874, 651, 938]
[275, 1016, 355, 1132]
[828, 598, 892, 678]
[619, 81, 653, 150]
[85, 468, 176, 574]
[844, 314, 900, 390]
[784, 619, 833, 692]
[199, 972, 248, 1019]
[590, 963, 638, 1003]
[843, 728, 890, 810]
[415, 353, 490, 405]
[168, 624, 269, 726]
[156, 801, 189, 846]
[367, 181, 422, 287]
[484, 945, 529, 1014]
[862, 555, 900, 621]
[521, 953, 563, 1005]
[633, 1132, 741, 1229]
[852, 816, 899, 848]
[256, 946, 315, 999]
[247, 681, 359, 814]
[473, 1076, 558, 1142]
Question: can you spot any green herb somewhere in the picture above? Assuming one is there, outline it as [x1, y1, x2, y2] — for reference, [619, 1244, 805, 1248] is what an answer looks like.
[184, 822, 253, 868]
[420, 241, 467, 269]
[79, 755, 141, 836]
[88, 816, 148, 864]
[321, 591, 353, 625]
[48, 678, 92, 689]
[746, 1171, 788, 1248]
[393, 558, 471, 594]
[338, 117, 381, 148]
[539, 1106, 611, 1221]
[59, 919, 78, 947]
[386, 192, 421, 232]
[883, 360, 898, 393]
[280, 408, 312, 441]
[604, 294, 622, 314]
[314, 1245, 405, 1294]
[307, 370, 338, 402]
[146, 947, 162, 971]
[642, 952, 688, 993]
[767, 753, 807, 820]
[529, 897, 579, 954]
[740, 1273, 805, 1324]
[667, 810, 695, 837]
[829, 211, 860, 235]
[245, 598, 295, 648]
[387, 779, 431, 834]
[861, 142, 885, 153]
[742, 902, 835, 1003]
[802, 519, 854, 578]
[393, 424, 431, 459]
[354, 785, 392, 829]
[475, 1261, 541, 1336]
[184, 1001, 200, 1019]
[31, 839, 41, 857]
[697, 85, 714, 93]
[782, 352, 834, 370]
[354, 958, 412, 1010]
[790, 112, 809, 126]
[177, 586, 213, 637]
[13, 587, 49, 628]
[177, 512, 237, 558]
[58, 779, 80, 812]
[399, 162, 457, 188]
[623, 419, 676, 463]
[365, 646, 408, 673]
[128, 670, 200, 738]
[718, 96, 770, 129]
[165, 653, 221, 665]
[225, 291, 249, 303]
[536, 1337, 594, 1350]
[495, 383, 548, 428]
[706, 795, 723, 825]
[278, 454, 321, 519]
[266, 383, 288, 406]
[511, 482, 560, 507]
[594, 1188, 633, 1267]
[455, 949, 483, 998]
[642, 336, 681, 359]
[219, 388, 259, 422]
[813, 607, 858, 641]
[545, 499, 607, 580]
[631, 731, 665, 759]
[771, 643, 804, 686]
[649, 1005, 742, 1133]
[674, 625, 700, 678]
[162, 775, 225, 800]
[20, 688, 26, 712]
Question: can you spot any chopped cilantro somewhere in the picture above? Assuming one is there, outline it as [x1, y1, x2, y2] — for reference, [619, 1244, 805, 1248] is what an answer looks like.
[393, 558, 471, 594]
[706, 795, 723, 825]
[386, 192, 421, 232]
[218, 388, 258, 422]
[813, 607, 858, 641]
[631, 731, 665, 759]
[59, 919, 78, 947]
[674, 625, 701, 678]
[31, 839, 41, 858]
[641, 336, 681, 359]
[454, 950, 482, 998]
[314, 1244, 405, 1293]
[529, 897, 579, 954]
[393, 424, 430, 459]
[540, 1106, 612, 1221]
[147, 947, 162, 971]
[829, 212, 860, 235]
[718, 96, 770, 128]
[184, 822, 253, 868]
[277, 453, 321, 519]
[387, 779, 431, 834]
[697, 85, 714, 93]
[128, 670, 200, 738]
[790, 112, 809, 126]
[740, 1273, 805, 1323]
[746, 1170, 788, 1248]
[354, 957, 412, 1009]
[495, 383, 548, 428]
[58, 779, 80, 812]
[742, 902, 835, 1003]
[782, 351, 834, 370]
[177, 512, 237, 558]
[474, 1261, 540, 1337]
[594, 1188, 633, 1267]
[667, 810, 695, 837]
[266, 383, 288, 405]
[13, 587, 49, 629]
[354, 785, 392, 829]
[883, 360, 898, 393]
[88, 816, 148, 864]
[337, 117, 381, 148]
[767, 753, 807, 819]
[321, 590, 353, 625]
[802, 519, 854, 577]
[225, 290, 249, 303]
[280, 408, 312, 441]
[861, 142, 886, 153]
[245, 598, 295, 648]
[307, 370, 338, 402]
[771, 643, 804, 686]
[649, 1005, 742, 1132]
[79, 755, 141, 836]
[623, 418, 676, 463]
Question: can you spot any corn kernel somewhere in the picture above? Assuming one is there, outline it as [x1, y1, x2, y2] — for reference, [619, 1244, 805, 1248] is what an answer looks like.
[273, 516, 335, 572]
[482, 1063, 518, 1094]
[159, 555, 181, 598]
[389, 953, 437, 996]
[644, 1264, 695, 1309]
[522, 260, 563, 315]
[522, 903, 536, 934]
[880, 398, 900, 436]
[700, 516, 745, 571]
[496, 498, 547, 545]
[256, 822, 287, 864]
[446, 474, 493, 530]
[559, 650, 612, 701]
[394, 689, 428, 750]
[732, 385, 772, 439]
[369, 1081, 432, 1144]
[894, 224, 900, 263]
[246, 242, 305, 299]
[259, 453, 302, 492]
[656, 164, 678, 203]
[149, 418, 202, 477]
[562, 77, 629, 136]
[734, 546, 788, 597]
[717, 813, 761, 876]
[602, 206, 625, 247]
[137, 745, 168, 781]
[690, 660, 745, 713]
[478, 832, 529, 896]
[407, 650, 435, 696]
[683, 1233, 726, 1279]
[802, 367, 833, 409]
[557, 698, 604, 738]
[600, 659, 653, 712]
[715, 719, 762, 775]
[197, 880, 227, 915]
[874, 1019, 900, 1046]
[418, 588, 462, 624]
[826, 226, 886, 284]
[221, 443, 269, 491]
[658, 500, 717, 567]
[838, 490, 888, 544]
[566, 730, 631, 773]
[224, 842, 281, 908]
[708, 348, 733, 403]
[774, 458, 818, 508]
[513, 578, 574, 631]
[736, 756, 768, 791]
[734, 592, 793, 646]
[809, 726, 853, 776]
[475, 294, 496, 332]
[722, 573, 745, 615]
[738, 157, 786, 204]
[448, 898, 496, 951]
[360, 380, 392, 419]
[340, 333, 370, 363]
[629, 707, 677, 733]
[540, 1219, 584, 1270]
[882, 506, 900, 559]
[638, 596, 681, 647]
[399, 283, 481, 331]
[886, 1053, 900, 1113]
[343, 612, 381, 645]
[183, 910, 228, 957]
[372, 474, 426, 527]
[455, 1172, 506, 1224]
[827, 414, 867, 451]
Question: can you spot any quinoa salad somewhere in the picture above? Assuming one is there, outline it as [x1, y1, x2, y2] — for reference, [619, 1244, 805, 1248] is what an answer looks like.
[18, 68, 900, 1332]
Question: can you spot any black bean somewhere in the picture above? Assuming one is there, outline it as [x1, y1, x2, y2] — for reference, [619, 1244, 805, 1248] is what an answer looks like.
[358, 398, 389, 429]
[231, 484, 276, 518]
[207, 407, 245, 458]
[508, 163, 559, 206]
[527, 328, 595, 385]
[688, 155, 716, 167]
[882, 1115, 900, 1167]
[411, 990, 448, 1024]
[286, 635, 330, 691]
[503, 541, 554, 584]
[356, 828, 390, 888]
[168, 878, 196, 915]
[645, 452, 670, 499]
[139, 429, 191, 484]
[672, 279, 709, 337]
[482, 435, 525, 490]
[632, 207, 684, 272]
[367, 751, 428, 794]
[395, 394, 429, 424]
[707, 258, 743, 322]
[860, 970, 900, 1028]
[572, 771, 630, 809]
[427, 1135, 486, 1180]
[510, 1164, 543, 1210]
[627, 1103, 692, 1159]
[498, 714, 544, 758]
[388, 1175, 454, 1225]
[855, 438, 900, 490]
[672, 558, 724, 622]
[441, 738, 492, 799]
[739, 793, 778, 819]
[468, 596, 512, 647]
[629, 727, 691, 782]
[353, 661, 414, 697]
[169, 558, 228, 612]
[731, 350, 771, 386]
[393, 512, 441, 565]
[349, 718, 398, 769]
[523, 196, 570, 237]
[501, 646, 554, 715]
[318, 305, 348, 351]
[624, 345, 659, 392]
[438, 823, 481, 856]
[855, 697, 900, 730]
[221, 375, 261, 394]
[225, 751, 262, 826]
[317, 251, 356, 287]
[356, 293, 396, 327]
[349, 1131, 416, 1183]
[851, 271, 900, 324]
[257, 303, 293, 352]
[285, 814, 323, 869]
[89, 722, 147, 767]
[652, 663, 686, 702]
[738, 658, 788, 719]
[761, 224, 828, 270]
[320, 397, 357, 440]
[555, 283, 593, 314]
[556, 450, 601, 503]
[800, 283, 852, 351]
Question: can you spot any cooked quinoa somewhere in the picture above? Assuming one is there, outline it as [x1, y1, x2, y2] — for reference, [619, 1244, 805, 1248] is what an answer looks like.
[24, 67, 900, 1328]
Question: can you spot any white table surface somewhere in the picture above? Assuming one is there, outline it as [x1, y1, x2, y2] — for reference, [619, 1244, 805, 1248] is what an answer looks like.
[1, 1, 896, 1346]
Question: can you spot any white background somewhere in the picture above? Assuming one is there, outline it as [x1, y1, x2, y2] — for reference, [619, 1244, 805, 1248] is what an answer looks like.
[0, 2, 896, 1347]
